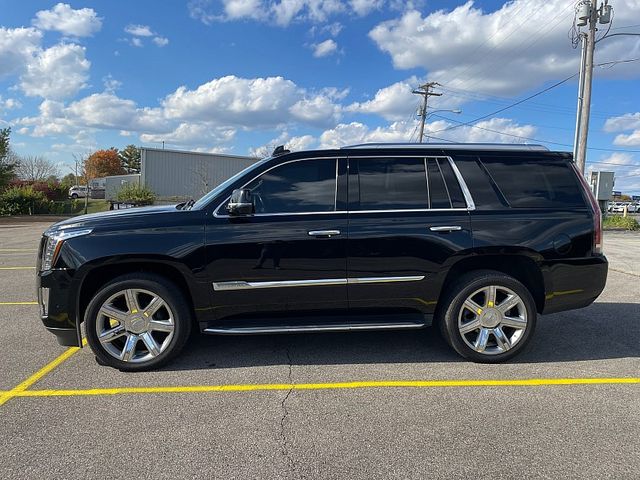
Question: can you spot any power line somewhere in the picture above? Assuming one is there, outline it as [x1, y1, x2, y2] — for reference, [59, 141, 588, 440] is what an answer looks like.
[430, 73, 578, 136]
[430, 113, 640, 154]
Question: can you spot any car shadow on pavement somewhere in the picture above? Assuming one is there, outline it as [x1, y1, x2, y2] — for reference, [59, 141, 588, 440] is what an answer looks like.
[165, 302, 639, 371]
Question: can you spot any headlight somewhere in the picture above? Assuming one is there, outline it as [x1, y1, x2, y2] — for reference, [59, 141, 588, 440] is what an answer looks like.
[41, 228, 93, 271]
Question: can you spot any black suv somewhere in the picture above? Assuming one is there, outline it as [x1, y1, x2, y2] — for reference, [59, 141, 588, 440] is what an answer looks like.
[37, 143, 607, 370]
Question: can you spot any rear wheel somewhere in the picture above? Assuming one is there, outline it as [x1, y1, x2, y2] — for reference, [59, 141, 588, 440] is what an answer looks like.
[438, 270, 536, 363]
[85, 273, 192, 371]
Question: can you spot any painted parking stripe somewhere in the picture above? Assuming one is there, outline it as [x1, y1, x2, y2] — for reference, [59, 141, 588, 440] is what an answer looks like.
[0, 339, 87, 407]
[0, 266, 36, 270]
[0, 301, 38, 305]
[8, 377, 640, 399]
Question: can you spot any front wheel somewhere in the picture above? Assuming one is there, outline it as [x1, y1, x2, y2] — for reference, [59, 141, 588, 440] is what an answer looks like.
[438, 270, 537, 363]
[85, 273, 192, 371]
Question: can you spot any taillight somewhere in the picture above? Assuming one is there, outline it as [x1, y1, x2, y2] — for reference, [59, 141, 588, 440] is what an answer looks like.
[571, 163, 603, 255]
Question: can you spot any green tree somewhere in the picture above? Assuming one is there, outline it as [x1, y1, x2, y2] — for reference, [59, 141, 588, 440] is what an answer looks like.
[119, 144, 141, 174]
[0, 127, 18, 190]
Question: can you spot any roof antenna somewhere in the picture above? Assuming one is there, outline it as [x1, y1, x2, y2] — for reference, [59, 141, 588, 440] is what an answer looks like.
[272, 145, 290, 156]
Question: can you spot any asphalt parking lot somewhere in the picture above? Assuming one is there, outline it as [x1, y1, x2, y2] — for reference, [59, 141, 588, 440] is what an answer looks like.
[0, 221, 638, 479]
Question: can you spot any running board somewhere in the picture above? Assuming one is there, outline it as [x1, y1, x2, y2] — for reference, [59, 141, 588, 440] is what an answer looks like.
[203, 322, 426, 335]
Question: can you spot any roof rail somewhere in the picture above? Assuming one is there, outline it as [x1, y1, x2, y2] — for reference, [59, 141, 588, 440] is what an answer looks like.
[341, 142, 550, 152]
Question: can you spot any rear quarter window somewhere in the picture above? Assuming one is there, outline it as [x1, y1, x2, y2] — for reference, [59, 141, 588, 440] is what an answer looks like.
[480, 156, 586, 208]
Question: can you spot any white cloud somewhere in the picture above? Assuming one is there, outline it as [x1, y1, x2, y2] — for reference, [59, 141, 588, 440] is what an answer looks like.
[587, 153, 640, 194]
[161, 75, 341, 128]
[604, 112, 640, 146]
[20, 43, 90, 99]
[312, 39, 338, 57]
[188, 0, 379, 26]
[350, 0, 383, 16]
[0, 27, 42, 77]
[0, 97, 22, 110]
[103, 75, 123, 93]
[15, 74, 344, 150]
[347, 77, 420, 120]
[33, 3, 102, 37]
[604, 112, 640, 133]
[140, 123, 236, 146]
[124, 25, 169, 47]
[318, 117, 537, 148]
[614, 131, 640, 147]
[369, 1, 640, 96]
[153, 36, 169, 47]
[124, 24, 154, 37]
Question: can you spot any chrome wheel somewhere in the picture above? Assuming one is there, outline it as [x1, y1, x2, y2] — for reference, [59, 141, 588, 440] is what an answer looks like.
[457, 285, 528, 356]
[95, 288, 175, 363]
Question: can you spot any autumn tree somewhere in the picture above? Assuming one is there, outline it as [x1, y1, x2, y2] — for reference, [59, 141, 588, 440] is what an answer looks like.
[85, 148, 125, 180]
[0, 127, 18, 189]
[119, 144, 141, 174]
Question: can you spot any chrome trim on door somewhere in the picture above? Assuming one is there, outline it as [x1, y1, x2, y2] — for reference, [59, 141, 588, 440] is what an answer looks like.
[446, 156, 476, 210]
[212, 275, 425, 291]
[348, 276, 425, 284]
[308, 230, 341, 237]
[429, 225, 462, 232]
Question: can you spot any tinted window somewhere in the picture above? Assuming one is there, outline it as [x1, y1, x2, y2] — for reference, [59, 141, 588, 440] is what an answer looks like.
[246, 159, 336, 213]
[427, 159, 451, 209]
[452, 156, 506, 209]
[481, 157, 585, 208]
[357, 158, 428, 210]
[438, 158, 466, 208]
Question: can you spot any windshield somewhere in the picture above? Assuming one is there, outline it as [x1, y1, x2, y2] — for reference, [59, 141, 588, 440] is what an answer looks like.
[191, 157, 270, 210]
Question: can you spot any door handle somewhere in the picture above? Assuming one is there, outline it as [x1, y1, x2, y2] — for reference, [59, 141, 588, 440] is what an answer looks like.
[429, 225, 462, 232]
[308, 230, 341, 237]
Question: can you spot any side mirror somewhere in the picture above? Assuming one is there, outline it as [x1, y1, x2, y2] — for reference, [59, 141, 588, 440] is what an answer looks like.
[228, 188, 253, 216]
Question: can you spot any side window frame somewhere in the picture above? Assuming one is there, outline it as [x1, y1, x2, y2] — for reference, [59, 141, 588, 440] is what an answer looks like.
[348, 155, 475, 213]
[213, 157, 341, 217]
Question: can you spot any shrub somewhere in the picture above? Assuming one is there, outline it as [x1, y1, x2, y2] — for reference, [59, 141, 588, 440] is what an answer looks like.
[603, 215, 640, 231]
[0, 185, 48, 215]
[117, 184, 156, 206]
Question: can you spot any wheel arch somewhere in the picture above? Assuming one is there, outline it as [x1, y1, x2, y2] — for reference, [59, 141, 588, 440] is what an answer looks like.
[439, 252, 546, 314]
[76, 259, 198, 341]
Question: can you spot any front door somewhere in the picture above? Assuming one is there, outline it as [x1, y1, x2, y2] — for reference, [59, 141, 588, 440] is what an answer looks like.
[346, 155, 473, 315]
[205, 157, 348, 321]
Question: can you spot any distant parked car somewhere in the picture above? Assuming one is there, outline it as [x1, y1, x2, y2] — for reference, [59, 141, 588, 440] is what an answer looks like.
[68, 185, 88, 199]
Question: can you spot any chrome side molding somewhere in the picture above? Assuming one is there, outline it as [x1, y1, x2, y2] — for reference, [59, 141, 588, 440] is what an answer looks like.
[203, 322, 426, 335]
[212, 275, 425, 291]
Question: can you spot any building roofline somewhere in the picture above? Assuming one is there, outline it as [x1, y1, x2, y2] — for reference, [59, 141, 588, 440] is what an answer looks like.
[141, 146, 254, 160]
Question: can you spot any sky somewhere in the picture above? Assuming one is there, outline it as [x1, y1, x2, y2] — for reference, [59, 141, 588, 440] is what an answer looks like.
[1, 0, 640, 193]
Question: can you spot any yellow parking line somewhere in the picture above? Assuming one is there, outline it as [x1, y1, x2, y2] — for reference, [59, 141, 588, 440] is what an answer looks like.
[0, 339, 87, 407]
[9, 377, 640, 399]
[0, 266, 36, 270]
[0, 301, 38, 305]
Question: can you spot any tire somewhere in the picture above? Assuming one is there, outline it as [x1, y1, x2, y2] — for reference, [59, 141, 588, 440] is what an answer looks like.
[437, 270, 537, 363]
[85, 273, 192, 371]
[71, 193, 78, 199]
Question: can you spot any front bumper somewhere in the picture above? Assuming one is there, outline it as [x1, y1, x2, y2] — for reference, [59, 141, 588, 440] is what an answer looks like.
[541, 255, 608, 315]
[37, 269, 82, 347]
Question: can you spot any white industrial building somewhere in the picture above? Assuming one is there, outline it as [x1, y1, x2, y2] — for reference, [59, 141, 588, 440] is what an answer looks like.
[140, 147, 256, 201]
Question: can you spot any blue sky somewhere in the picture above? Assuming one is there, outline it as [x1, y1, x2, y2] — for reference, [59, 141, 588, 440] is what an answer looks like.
[1, 1, 640, 192]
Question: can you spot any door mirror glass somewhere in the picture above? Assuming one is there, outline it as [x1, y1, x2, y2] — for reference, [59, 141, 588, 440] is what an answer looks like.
[228, 189, 253, 215]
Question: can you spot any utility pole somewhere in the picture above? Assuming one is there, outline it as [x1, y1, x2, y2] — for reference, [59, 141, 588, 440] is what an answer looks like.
[572, 32, 587, 163]
[574, 0, 599, 173]
[412, 82, 442, 143]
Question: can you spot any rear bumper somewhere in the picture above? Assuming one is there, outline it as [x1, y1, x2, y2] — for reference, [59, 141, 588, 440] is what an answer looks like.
[37, 269, 82, 347]
[541, 255, 608, 315]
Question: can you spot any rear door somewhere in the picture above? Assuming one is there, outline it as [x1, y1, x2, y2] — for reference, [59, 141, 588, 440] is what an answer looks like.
[346, 155, 473, 315]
